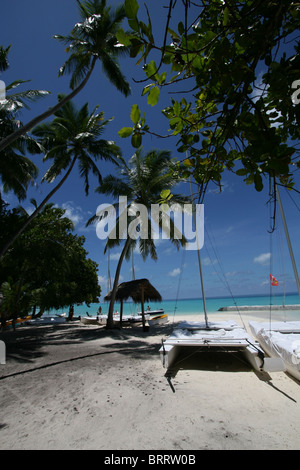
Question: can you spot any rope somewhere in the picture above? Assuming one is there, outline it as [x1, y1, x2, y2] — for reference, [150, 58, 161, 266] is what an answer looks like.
[269, 195, 274, 331]
[172, 247, 186, 324]
[204, 224, 247, 330]
[131, 245, 135, 281]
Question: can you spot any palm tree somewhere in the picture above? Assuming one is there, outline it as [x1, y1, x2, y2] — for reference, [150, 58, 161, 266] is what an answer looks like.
[0, 0, 130, 153]
[89, 148, 188, 329]
[0, 96, 120, 259]
[0, 80, 49, 203]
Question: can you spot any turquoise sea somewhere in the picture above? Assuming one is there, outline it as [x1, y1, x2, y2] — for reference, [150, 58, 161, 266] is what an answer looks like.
[49, 292, 300, 320]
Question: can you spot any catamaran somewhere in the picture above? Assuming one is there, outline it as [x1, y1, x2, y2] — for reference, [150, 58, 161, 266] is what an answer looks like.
[248, 186, 300, 381]
[80, 313, 151, 326]
[159, 188, 285, 374]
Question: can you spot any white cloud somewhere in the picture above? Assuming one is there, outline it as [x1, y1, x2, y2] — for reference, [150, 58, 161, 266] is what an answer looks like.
[98, 275, 109, 285]
[168, 268, 181, 277]
[110, 251, 122, 261]
[98, 274, 124, 289]
[253, 252, 271, 265]
[207, 180, 234, 195]
[225, 271, 237, 277]
[56, 201, 84, 226]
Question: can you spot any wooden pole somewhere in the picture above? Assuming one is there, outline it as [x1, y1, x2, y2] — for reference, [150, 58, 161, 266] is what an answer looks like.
[120, 300, 123, 328]
[141, 287, 146, 331]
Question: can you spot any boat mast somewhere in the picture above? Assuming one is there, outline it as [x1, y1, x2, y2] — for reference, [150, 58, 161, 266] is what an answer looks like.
[189, 178, 209, 328]
[276, 185, 300, 296]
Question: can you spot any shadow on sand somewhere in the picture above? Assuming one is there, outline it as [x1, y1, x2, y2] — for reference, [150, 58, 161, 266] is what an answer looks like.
[0, 321, 176, 380]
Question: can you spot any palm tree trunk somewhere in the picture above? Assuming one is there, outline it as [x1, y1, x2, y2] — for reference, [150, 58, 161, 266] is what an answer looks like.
[106, 236, 131, 329]
[0, 156, 77, 260]
[0, 57, 97, 153]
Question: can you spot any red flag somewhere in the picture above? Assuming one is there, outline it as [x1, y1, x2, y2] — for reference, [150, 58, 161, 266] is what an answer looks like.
[269, 273, 279, 286]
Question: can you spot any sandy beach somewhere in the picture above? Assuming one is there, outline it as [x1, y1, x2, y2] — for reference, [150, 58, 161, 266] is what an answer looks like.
[0, 312, 299, 451]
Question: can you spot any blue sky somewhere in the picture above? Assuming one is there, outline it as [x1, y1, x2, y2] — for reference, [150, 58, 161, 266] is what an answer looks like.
[1, 0, 299, 301]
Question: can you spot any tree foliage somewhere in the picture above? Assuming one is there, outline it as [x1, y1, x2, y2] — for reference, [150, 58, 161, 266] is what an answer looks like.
[0, 203, 100, 322]
[118, 0, 300, 199]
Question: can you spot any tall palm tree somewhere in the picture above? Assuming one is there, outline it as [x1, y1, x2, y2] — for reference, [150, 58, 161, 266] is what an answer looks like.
[0, 96, 120, 259]
[89, 148, 188, 329]
[0, 0, 130, 153]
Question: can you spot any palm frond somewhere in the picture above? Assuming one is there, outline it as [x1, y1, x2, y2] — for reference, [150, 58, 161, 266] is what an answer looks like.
[55, 0, 130, 95]
[0, 153, 38, 200]
[100, 50, 131, 97]
[96, 174, 132, 198]
[0, 45, 11, 72]
[1, 80, 50, 113]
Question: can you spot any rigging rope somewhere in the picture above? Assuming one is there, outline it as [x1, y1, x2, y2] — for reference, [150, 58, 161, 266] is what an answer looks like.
[172, 247, 186, 324]
[269, 191, 274, 331]
[204, 223, 247, 330]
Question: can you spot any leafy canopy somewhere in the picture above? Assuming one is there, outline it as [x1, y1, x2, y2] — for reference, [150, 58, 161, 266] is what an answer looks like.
[0, 203, 100, 318]
[118, 0, 300, 198]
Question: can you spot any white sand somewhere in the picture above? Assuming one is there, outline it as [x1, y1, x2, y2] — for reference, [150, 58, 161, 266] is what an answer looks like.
[0, 312, 300, 450]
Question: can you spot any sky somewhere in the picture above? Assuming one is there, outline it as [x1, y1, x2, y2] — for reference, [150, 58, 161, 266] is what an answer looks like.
[1, 0, 299, 301]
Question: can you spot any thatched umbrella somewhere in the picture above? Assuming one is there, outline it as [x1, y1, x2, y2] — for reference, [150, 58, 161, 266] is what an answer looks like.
[104, 278, 162, 330]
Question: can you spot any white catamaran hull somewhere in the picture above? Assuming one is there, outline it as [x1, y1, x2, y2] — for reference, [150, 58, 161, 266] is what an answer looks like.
[160, 320, 285, 372]
[137, 309, 164, 316]
[80, 314, 150, 326]
[249, 321, 300, 381]
[27, 316, 67, 325]
[148, 314, 168, 326]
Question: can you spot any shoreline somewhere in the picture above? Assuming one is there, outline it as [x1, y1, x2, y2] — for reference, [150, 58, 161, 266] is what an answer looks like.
[0, 312, 300, 450]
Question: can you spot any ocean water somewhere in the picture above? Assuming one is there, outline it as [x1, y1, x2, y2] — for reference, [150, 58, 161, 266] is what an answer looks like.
[48, 292, 300, 320]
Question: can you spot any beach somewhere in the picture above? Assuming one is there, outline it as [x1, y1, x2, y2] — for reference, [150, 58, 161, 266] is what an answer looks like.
[0, 312, 300, 451]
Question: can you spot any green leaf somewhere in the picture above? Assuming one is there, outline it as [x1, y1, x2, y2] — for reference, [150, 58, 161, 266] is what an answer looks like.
[183, 158, 193, 167]
[143, 60, 158, 80]
[158, 72, 167, 85]
[178, 21, 185, 35]
[131, 132, 142, 148]
[254, 172, 263, 191]
[125, 0, 139, 19]
[236, 168, 248, 176]
[142, 84, 152, 96]
[128, 18, 139, 32]
[173, 101, 181, 116]
[223, 7, 229, 26]
[130, 104, 141, 124]
[116, 29, 132, 47]
[118, 127, 133, 138]
[168, 28, 180, 41]
[160, 189, 171, 199]
[147, 86, 159, 106]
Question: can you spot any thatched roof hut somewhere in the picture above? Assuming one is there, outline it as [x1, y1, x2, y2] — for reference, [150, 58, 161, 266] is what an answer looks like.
[104, 278, 162, 303]
[104, 279, 162, 330]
